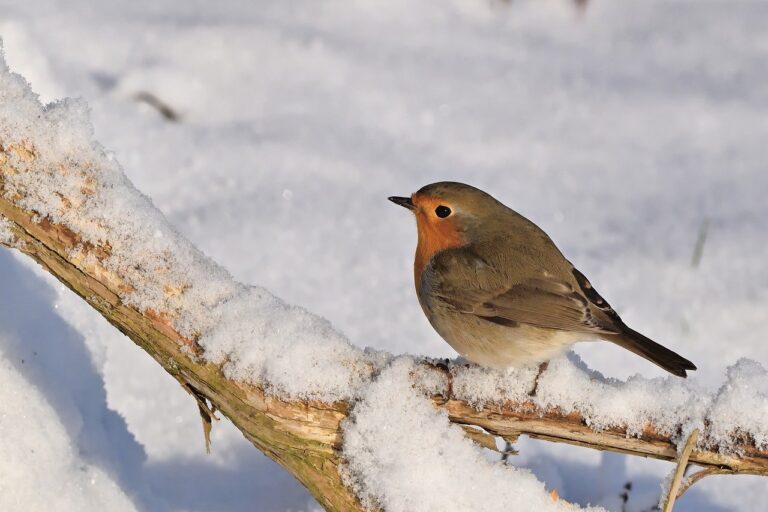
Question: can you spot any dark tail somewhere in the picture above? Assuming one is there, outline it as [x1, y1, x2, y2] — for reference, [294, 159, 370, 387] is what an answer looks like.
[606, 326, 696, 378]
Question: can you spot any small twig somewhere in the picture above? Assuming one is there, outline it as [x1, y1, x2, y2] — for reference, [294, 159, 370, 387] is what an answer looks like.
[690, 218, 710, 268]
[661, 429, 699, 512]
[134, 91, 180, 122]
[620, 481, 632, 512]
[677, 466, 738, 498]
[183, 382, 220, 453]
[501, 434, 520, 462]
[460, 425, 500, 452]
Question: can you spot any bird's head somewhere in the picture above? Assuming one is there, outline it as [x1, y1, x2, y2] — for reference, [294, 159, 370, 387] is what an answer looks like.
[389, 181, 505, 279]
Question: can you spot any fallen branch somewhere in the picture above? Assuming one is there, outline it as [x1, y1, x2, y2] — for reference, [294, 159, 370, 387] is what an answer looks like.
[1, 74, 767, 509]
[3, 139, 768, 512]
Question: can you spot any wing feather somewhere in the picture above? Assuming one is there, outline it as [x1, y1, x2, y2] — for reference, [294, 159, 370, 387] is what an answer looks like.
[426, 248, 621, 335]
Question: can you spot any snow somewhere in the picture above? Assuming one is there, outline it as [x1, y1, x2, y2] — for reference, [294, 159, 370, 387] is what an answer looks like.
[450, 362, 540, 407]
[199, 286, 378, 399]
[0, 66, 237, 337]
[0, 216, 12, 244]
[1, 0, 768, 510]
[342, 357, 595, 512]
[706, 359, 768, 451]
[534, 355, 707, 443]
[0, 336, 139, 512]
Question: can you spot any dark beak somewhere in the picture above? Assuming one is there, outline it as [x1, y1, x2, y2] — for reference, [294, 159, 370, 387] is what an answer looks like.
[388, 196, 415, 210]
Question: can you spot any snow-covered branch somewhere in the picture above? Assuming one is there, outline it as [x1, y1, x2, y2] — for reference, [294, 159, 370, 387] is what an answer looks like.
[1, 54, 767, 511]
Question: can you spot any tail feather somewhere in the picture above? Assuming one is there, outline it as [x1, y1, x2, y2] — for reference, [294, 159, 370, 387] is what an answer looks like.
[606, 326, 696, 378]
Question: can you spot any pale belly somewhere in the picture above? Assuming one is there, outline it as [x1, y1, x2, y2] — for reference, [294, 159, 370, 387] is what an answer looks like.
[427, 309, 584, 368]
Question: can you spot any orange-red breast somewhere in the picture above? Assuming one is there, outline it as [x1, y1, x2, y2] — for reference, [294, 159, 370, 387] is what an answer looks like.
[389, 182, 696, 377]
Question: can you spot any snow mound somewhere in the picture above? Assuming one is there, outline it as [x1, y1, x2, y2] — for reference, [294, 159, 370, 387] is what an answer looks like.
[707, 359, 768, 451]
[0, 341, 138, 512]
[199, 285, 380, 399]
[342, 357, 597, 512]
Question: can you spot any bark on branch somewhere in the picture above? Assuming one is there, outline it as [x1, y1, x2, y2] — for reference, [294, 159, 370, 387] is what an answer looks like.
[1, 143, 767, 511]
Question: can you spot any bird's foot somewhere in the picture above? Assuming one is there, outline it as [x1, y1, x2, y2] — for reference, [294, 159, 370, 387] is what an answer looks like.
[528, 361, 549, 397]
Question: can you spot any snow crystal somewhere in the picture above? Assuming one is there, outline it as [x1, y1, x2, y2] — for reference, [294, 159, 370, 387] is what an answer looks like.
[0, 216, 13, 245]
[451, 362, 539, 408]
[342, 357, 601, 512]
[706, 359, 768, 451]
[0, 345, 138, 512]
[658, 469, 675, 510]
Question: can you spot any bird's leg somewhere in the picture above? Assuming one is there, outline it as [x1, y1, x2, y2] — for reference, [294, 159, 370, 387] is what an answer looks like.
[528, 361, 549, 397]
[501, 435, 520, 461]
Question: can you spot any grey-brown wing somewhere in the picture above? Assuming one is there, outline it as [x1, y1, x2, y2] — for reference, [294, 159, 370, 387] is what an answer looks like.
[427, 249, 621, 335]
[472, 279, 620, 334]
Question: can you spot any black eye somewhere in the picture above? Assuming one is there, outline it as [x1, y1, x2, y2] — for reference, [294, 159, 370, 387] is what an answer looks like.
[435, 205, 452, 218]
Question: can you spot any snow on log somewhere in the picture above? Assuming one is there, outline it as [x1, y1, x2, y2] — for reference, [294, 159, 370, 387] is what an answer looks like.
[1, 49, 767, 511]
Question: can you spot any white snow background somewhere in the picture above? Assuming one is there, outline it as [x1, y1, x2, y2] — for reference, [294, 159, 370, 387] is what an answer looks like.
[1, 0, 767, 511]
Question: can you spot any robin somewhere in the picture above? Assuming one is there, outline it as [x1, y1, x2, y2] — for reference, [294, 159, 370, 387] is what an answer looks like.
[389, 181, 696, 377]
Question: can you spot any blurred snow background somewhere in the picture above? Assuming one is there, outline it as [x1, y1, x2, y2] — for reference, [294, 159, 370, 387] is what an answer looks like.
[0, 0, 766, 510]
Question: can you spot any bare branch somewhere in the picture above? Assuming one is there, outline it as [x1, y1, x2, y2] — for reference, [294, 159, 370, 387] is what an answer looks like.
[661, 429, 699, 512]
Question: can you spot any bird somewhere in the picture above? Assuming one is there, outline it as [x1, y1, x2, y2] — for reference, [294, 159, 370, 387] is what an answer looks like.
[388, 182, 696, 377]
